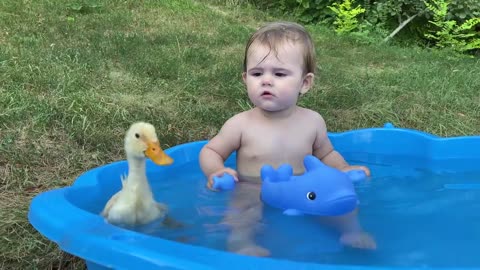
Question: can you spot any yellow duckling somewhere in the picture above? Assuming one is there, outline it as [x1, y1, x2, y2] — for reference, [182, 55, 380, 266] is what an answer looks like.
[101, 122, 174, 226]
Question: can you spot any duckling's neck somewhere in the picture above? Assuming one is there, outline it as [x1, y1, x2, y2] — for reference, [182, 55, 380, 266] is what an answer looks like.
[126, 155, 147, 182]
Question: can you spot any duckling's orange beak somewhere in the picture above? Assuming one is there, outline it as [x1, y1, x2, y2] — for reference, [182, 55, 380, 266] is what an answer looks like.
[145, 141, 173, 165]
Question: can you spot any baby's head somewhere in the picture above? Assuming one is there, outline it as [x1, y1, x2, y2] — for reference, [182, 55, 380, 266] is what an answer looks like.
[243, 21, 316, 75]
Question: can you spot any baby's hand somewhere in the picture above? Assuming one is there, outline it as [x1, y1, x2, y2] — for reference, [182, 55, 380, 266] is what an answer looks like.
[341, 165, 371, 177]
[207, 168, 239, 191]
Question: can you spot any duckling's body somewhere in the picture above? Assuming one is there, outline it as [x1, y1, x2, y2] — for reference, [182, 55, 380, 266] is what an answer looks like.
[101, 122, 173, 226]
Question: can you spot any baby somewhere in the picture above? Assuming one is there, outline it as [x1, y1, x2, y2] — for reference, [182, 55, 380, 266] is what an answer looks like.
[199, 21, 376, 257]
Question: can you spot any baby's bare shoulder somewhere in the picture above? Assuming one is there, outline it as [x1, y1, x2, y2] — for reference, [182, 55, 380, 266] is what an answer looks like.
[297, 107, 326, 123]
[218, 110, 256, 136]
[223, 111, 250, 126]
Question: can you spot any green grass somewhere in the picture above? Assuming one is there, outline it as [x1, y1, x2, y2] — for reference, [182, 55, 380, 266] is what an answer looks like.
[1, 0, 479, 269]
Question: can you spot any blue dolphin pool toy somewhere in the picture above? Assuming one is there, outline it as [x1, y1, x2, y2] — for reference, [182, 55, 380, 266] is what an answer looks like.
[260, 155, 365, 216]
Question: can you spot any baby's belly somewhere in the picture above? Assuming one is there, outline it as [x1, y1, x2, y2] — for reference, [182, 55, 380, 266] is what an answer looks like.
[237, 173, 262, 184]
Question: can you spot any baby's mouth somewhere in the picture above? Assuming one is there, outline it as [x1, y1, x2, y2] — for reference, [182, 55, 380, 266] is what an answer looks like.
[261, 91, 274, 97]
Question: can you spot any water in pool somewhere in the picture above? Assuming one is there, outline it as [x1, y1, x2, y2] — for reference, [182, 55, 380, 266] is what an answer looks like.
[125, 158, 479, 268]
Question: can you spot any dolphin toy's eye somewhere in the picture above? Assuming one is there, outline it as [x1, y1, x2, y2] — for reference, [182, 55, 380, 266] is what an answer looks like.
[306, 192, 316, 200]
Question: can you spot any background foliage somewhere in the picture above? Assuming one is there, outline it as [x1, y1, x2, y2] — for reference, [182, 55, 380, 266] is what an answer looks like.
[252, 0, 480, 53]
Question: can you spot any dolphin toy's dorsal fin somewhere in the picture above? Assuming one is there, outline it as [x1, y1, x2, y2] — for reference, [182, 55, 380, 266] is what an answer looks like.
[276, 164, 293, 182]
[260, 165, 275, 182]
[260, 164, 293, 182]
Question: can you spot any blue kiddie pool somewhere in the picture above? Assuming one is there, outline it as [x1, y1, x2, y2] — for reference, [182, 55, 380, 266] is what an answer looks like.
[29, 123, 480, 270]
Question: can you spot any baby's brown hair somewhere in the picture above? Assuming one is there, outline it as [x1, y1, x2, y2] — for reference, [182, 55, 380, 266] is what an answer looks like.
[243, 21, 316, 75]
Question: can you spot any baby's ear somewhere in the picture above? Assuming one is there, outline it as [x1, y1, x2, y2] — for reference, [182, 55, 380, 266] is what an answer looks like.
[300, 73, 314, 95]
[242, 72, 247, 84]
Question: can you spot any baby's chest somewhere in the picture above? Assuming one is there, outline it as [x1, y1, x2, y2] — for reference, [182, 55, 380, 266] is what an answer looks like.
[240, 127, 316, 158]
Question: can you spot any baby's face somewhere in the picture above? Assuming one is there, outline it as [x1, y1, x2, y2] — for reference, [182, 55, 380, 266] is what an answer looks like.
[243, 41, 313, 113]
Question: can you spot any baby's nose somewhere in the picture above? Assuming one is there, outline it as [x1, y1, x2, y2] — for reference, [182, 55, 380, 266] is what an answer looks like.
[261, 74, 273, 86]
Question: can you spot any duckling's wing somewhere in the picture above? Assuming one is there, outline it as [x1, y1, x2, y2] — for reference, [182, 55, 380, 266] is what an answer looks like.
[120, 174, 128, 187]
[102, 174, 129, 217]
[101, 192, 121, 217]
[103, 192, 138, 225]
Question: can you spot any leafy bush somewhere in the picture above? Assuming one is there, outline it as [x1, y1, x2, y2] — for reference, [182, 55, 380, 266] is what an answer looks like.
[328, 0, 366, 33]
[448, 0, 480, 20]
[254, 0, 480, 23]
[250, 0, 480, 53]
[424, 0, 480, 52]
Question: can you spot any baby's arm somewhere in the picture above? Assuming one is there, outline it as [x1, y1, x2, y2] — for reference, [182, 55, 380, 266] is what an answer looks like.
[312, 114, 370, 176]
[199, 115, 242, 189]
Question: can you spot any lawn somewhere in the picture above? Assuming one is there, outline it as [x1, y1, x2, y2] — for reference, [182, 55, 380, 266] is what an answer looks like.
[0, 0, 479, 268]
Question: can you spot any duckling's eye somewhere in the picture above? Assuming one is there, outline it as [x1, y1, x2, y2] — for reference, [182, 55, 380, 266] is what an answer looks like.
[135, 133, 140, 139]
[306, 192, 316, 201]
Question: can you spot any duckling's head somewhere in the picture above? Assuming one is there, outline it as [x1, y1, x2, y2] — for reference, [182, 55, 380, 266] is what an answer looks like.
[124, 122, 173, 165]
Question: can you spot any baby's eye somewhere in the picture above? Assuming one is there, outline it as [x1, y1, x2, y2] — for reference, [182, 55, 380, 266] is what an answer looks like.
[251, 72, 262, 77]
[275, 73, 287, 77]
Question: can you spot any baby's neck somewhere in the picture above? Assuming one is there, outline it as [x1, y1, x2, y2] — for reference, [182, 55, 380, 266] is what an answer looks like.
[257, 106, 298, 120]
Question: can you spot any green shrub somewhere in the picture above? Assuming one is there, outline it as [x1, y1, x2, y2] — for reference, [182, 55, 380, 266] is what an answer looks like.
[424, 0, 480, 53]
[251, 0, 480, 51]
[328, 0, 366, 33]
[448, 0, 480, 21]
